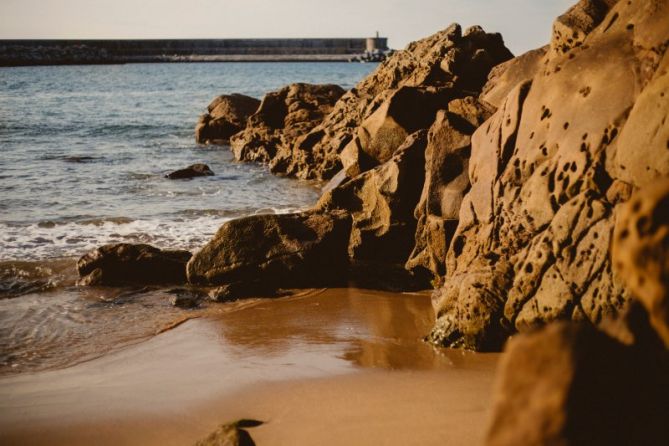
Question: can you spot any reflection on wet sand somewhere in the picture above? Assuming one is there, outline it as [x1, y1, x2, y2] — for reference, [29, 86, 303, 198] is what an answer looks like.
[0, 287, 499, 446]
[216, 288, 490, 371]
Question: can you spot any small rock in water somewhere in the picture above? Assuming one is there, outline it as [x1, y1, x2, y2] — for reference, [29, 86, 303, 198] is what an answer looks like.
[77, 243, 192, 286]
[167, 288, 203, 309]
[165, 163, 215, 179]
[208, 281, 276, 302]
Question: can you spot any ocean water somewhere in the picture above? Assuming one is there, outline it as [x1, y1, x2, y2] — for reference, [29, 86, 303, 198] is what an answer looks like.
[0, 62, 375, 260]
[0, 62, 376, 374]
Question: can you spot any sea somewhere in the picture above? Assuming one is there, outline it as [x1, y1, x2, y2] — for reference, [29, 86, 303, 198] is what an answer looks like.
[0, 62, 376, 374]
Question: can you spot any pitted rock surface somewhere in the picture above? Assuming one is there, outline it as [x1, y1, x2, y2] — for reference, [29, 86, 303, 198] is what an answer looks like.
[432, 0, 669, 349]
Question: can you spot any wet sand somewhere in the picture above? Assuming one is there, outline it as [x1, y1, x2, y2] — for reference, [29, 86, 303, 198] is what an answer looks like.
[0, 288, 499, 445]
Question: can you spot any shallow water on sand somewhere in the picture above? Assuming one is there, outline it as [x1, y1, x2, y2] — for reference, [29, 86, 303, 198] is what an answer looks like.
[0, 290, 500, 446]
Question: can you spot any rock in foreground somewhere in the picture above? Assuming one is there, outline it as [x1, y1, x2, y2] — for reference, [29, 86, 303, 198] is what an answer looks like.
[77, 243, 192, 286]
[613, 179, 669, 348]
[195, 94, 260, 144]
[486, 321, 669, 446]
[187, 211, 352, 290]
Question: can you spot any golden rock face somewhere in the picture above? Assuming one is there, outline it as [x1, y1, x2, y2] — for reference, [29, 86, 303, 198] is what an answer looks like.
[612, 179, 669, 348]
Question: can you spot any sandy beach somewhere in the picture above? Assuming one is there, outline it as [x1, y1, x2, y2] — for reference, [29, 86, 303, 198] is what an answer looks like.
[0, 289, 499, 445]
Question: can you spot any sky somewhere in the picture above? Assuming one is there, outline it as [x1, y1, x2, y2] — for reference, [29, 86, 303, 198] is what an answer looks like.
[0, 0, 574, 55]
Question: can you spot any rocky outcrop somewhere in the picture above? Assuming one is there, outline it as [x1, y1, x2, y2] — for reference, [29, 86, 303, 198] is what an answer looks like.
[431, 0, 669, 349]
[406, 99, 493, 285]
[165, 163, 214, 179]
[284, 24, 513, 180]
[187, 211, 352, 290]
[77, 243, 192, 286]
[317, 131, 429, 288]
[486, 320, 669, 446]
[229, 83, 345, 173]
[195, 94, 260, 144]
[486, 177, 669, 446]
[613, 179, 669, 348]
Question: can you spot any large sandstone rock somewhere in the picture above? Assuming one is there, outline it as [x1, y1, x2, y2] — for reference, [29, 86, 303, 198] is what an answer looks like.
[406, 99, 493, 285]
[283, 24, 513, 180]
[431, 0, 669, 349]
[77, 243, 192, 286]
[187, 211, 351, 290]
[229, 83, 344, 172]
[550, 0, 619, 57]
[613, 179, 669, 348]
[195, 94, 260, 144]
[317, 131, 428, 288]
[339, 86, 455, 177]
[486, 321, 669, 446]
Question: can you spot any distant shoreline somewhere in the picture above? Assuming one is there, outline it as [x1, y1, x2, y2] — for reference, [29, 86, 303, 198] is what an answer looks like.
[0, 54, 369, 67]
[0, 37, 389, 67]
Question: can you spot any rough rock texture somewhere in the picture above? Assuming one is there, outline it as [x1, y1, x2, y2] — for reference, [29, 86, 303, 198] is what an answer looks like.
[280, 24, 514, 180]
[613, 179, 669, 348]
[431, 0, 669, 349]
[486, 321, 669, 446]
[316, 131, 429, 288]
[318, 131, 426, 263]
[406, 100, 493, 285]
[550, 0, 620, 56]
[195, 419, 262, 446]
[195, 94, 260, 144]
[229, 83, 345, 173]
[77, 243, 192, 286]
[187, 211, 352, 289]
[165, 163, 214, 179]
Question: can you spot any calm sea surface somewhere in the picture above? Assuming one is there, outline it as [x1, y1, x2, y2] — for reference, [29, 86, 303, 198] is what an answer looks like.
[0, 62, 375, 260]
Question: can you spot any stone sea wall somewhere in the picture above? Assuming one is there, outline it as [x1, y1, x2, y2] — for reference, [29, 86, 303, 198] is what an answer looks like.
[0, 37, 389, 66]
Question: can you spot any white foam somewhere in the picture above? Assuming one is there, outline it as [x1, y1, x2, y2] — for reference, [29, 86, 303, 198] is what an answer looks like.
[0, 207, 306, 261]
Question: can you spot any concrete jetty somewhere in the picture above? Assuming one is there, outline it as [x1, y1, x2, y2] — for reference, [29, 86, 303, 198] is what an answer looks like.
[0, 37, 389, 66]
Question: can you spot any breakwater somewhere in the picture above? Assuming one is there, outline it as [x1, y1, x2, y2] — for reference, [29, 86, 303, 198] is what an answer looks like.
[0, 37, 389, 66]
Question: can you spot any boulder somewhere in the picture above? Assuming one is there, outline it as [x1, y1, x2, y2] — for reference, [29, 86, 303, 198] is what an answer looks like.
[195, 94, 260, 144]
[229, 83, 345, 173]
[431, 0, 669, 349]
[406, 100, 492, 285]
[165, 163, 214, 179]
[187, 211, 352, 290]
[612, 179, 669, 348]
[486, 320, 669, 446]
[278, 23, 514, 180]
[317, 131, 428, 288]
[77, 243, 192, 286]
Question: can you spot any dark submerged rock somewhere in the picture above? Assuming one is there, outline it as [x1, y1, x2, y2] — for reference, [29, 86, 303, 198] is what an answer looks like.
[77, 243, 192, 286]
[166, 163, 215, 179]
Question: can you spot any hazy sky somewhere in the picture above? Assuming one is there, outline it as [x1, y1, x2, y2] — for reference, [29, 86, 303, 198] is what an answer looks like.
[0, 0, 574, 55]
